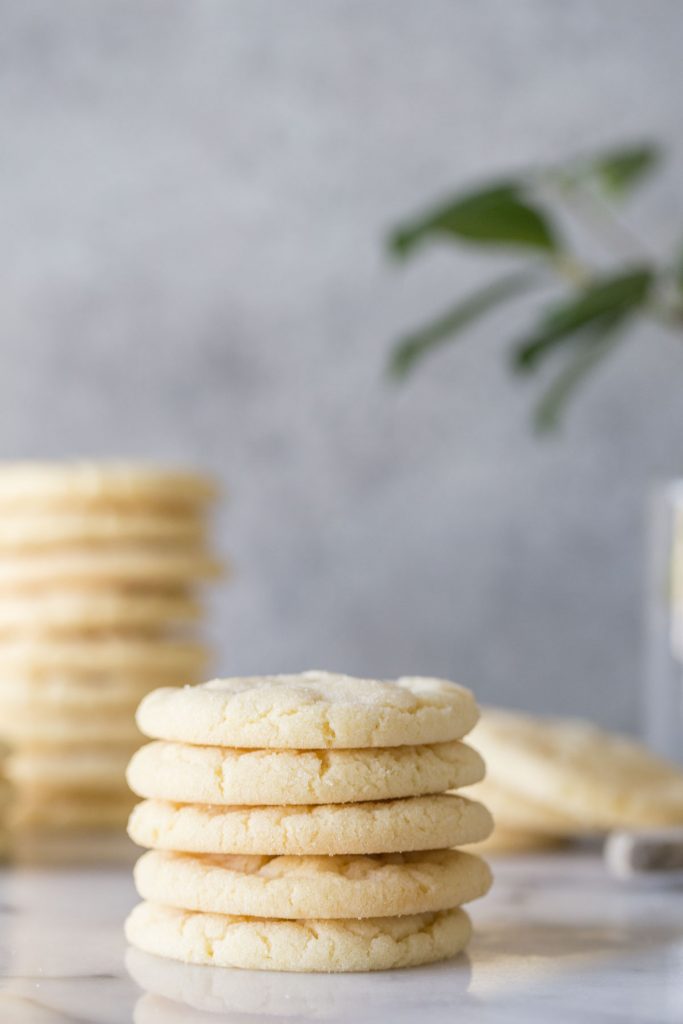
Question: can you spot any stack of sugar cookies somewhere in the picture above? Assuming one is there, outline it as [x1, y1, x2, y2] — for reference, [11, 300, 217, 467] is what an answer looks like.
[0, 744, 9, 855]
[467, 708, 683, 852]
[125, 671, 493, 972]
[0, 462, 220, 832]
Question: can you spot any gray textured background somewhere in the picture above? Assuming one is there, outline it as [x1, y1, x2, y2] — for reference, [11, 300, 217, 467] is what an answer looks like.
[2, 0, 682, 730]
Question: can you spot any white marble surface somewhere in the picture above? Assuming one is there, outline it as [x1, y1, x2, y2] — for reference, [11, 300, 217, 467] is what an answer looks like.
[0, 848, 681, 1023]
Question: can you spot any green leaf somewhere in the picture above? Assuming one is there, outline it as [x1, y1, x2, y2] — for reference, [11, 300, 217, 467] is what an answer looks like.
[590, 143, 661, 195]
[389, 272, 539, 379]
[389, 182, 559, 257]
[534, 313, 624, 432]
[512, 267, 653, 372]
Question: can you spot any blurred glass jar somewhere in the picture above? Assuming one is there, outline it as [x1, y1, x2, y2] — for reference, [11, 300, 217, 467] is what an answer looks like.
[646, 482, 683, 763]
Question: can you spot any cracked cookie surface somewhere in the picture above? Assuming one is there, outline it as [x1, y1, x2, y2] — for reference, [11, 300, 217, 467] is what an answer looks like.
[135, 671, 479, 749]
[127, 738, 484, 805]
[133, 848, 492, 919]
[125, 901, 472, 971]
[127, 793, 493, 855]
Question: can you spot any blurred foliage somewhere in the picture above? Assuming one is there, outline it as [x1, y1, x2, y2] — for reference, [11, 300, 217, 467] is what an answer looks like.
[387, 142, 683, 430]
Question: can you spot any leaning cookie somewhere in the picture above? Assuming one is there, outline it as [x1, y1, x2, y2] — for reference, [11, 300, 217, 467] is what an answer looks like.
[464, 777, 578, 836]
[471, 708, 683, 830]
[125, 902, 471, 972]
[472, 826, 569, 854]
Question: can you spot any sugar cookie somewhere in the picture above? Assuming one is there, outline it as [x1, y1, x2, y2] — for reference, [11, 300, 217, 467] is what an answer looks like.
[125, 902, 471, 972]
[128, 794, 493, 855]
[136, 671, 479, 749]
[0, 511, 206, 551]
[0, 670, 199, 710]
[8, 744, 139, 791]
[0, 638, 208, 677]
[0, 549, 221, 591]
[0, 704, 141, 744]
[464, 777, 577, 836]
[0, 588, 199, 634]
[127, 738, 484, 805]
[133, 848, 492, 919]
[12, 790, 136, 828]
[0, 462, 217, 510]
[471, 708, 683, 829]
[472, 827, 569, 854]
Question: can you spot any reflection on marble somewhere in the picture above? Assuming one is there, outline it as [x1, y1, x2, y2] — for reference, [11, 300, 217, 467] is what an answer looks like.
[126, 947, 473, 1021]
[1, 852, 682, 1022]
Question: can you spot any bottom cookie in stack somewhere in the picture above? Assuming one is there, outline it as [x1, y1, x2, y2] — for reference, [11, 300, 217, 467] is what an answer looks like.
[127, 903, 473, 974]
[126, 671, 494, 972]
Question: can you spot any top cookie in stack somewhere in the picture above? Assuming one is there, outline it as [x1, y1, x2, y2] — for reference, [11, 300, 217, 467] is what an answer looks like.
[0, 461, 221, 833]
[126, 671, 493, 972]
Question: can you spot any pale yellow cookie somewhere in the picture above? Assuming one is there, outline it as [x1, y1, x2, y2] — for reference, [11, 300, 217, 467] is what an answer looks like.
[133, 848, 492, 919]
[0, 778, 13, 809]
[128, 794, 493, 855]
[136, 671, 479, 749]
[0, 511, 206, 551]
[0, 548, 222, 591]
[464, 777, 578, 836]
[0, 638, 208, 678]
[11, 790, 137, 829]
[0, 704, 141, 744]
[472, 827, 569, 854]
[0, 670, 200, 710]
[7, 743, 140, 791]
[127, 738, 484, 806]
[0, 462, 217, 510]
[471, 708, 683, 829]
[0, 588, 200, 634]
[0, 686, 142, 715]
[125, 902, 471, 972]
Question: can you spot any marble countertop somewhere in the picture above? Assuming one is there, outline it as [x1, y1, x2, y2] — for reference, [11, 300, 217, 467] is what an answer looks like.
[0, 845, 680, 1023]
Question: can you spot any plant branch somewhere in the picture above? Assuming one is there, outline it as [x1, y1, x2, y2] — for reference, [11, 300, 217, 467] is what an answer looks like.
[554, 181, 655, 261]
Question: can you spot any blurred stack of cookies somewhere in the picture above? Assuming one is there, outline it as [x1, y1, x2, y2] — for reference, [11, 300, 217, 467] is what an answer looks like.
[467, 707, 683, 852]
[126, 672, 493, 972]
[0, 462, 221, 833]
